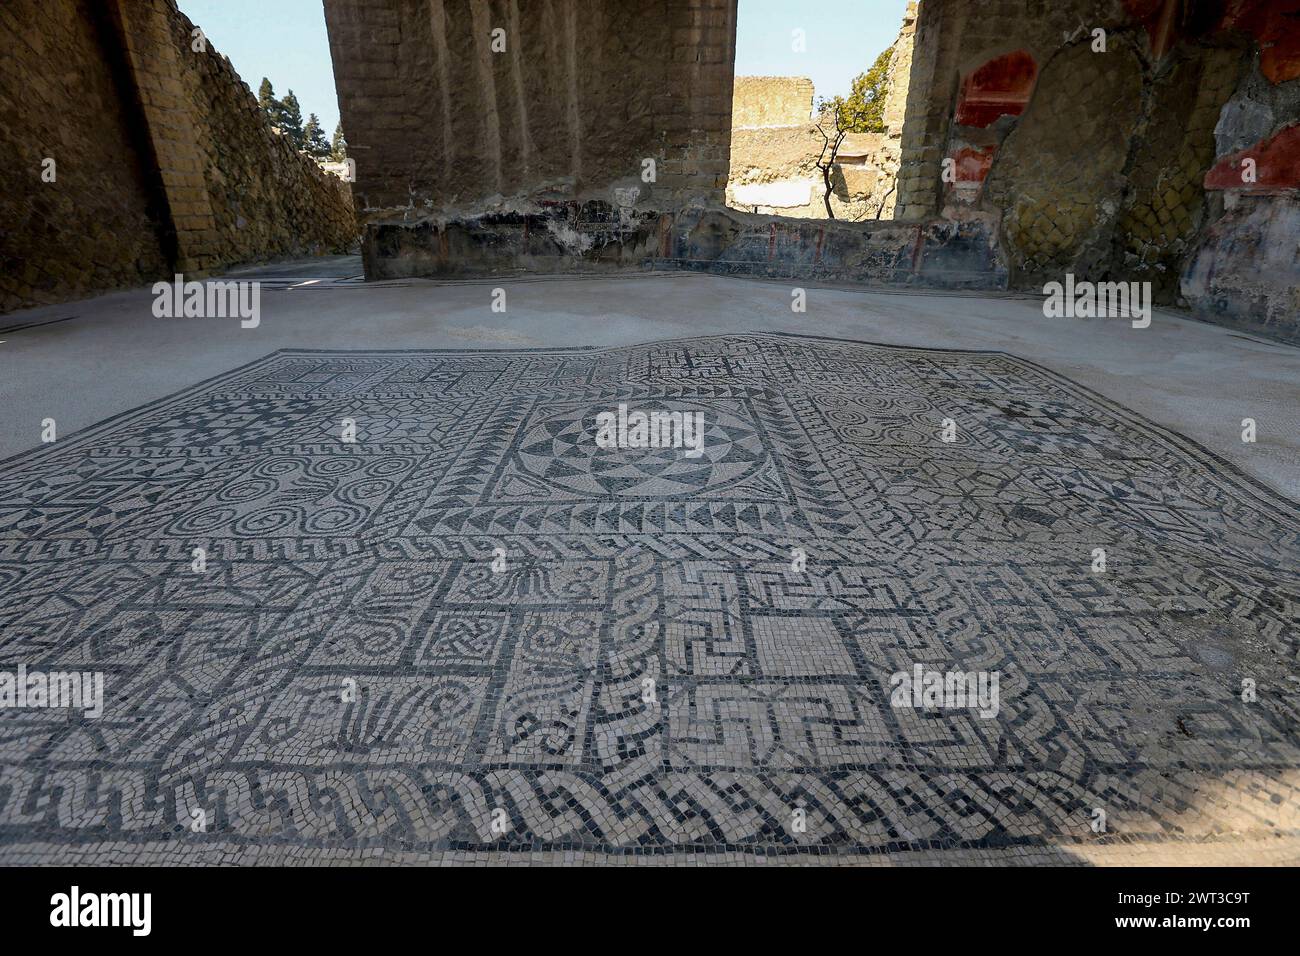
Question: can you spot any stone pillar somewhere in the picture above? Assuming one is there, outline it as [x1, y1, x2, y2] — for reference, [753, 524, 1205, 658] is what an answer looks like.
[656, 0, 737, 202]
[893, 0, 962, 222]
[108, 0, 221, 275]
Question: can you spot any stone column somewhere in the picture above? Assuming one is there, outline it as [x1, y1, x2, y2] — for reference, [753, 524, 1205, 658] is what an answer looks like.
[109, 0, 221, 275]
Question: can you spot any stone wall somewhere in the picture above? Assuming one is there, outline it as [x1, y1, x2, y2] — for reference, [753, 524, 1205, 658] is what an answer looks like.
[725, 90, 887, 220]
[731, 75, 813, 128]
[325, 0, 1296, 336]
[893, 0, 1298, 330]
[323, 0, 736, 227]
[874, 3, 918, 220]
[0, 0, 170, 313]
[159, 4, 358, 272]
[725, 76, 890, 221]
[0, 0, 357, 315]
[725, 76, 821, 217]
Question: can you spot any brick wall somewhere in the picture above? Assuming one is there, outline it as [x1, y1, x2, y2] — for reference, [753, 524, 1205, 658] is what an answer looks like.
[0, 0, 357, 315]
[323, 0, 736, 220]
[114, 0, 224, 274]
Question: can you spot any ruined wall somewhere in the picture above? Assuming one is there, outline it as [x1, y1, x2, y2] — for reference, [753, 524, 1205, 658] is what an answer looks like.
[1183, 72, 1300, 341]
[722, 6, 915, 222]
[726, 123, 821, 214]
[724, 5, 918, 223]
[324, 0, 736, 226]
[0, 0, 357, 315]
[731, 75, 813, 127]
[725, 76, 820, 216]
[328, 0, 1294, 330]
[0, 0, 170, 313]
[895, 0, 1298, 330]
[159, 4, 357, 271]
[339, 0, 1001, 284]
[872, 1, 918, 219]
[725, 77, 887, 220]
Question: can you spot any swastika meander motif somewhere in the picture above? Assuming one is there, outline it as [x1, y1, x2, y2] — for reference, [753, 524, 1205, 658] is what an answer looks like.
[1, 333, 1298, 863]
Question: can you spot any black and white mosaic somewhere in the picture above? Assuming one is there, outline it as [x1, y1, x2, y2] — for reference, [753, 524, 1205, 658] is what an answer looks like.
[1, 332, 1298, 863]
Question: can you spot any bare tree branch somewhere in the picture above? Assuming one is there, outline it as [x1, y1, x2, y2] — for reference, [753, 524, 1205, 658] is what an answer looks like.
[813, 101, 848, 220]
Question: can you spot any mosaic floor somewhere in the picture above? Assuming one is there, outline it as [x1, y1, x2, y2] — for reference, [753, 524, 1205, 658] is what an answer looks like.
[1, 332, 1298, 865]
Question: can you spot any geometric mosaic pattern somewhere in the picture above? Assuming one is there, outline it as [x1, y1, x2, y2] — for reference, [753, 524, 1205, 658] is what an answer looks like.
[1, 332, 1298, 863]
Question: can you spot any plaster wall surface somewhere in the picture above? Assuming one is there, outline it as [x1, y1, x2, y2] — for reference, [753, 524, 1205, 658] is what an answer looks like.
[898, 0, 1298, 333]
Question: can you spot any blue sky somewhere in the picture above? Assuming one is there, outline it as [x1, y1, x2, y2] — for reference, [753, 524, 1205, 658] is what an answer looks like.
[178, 0, 341, 133]
[178, 0, 909, 136]
[734, 0, 909, 100]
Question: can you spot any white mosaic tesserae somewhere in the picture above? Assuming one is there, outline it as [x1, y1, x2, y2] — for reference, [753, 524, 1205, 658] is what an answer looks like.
[1, 333, 1296, 862]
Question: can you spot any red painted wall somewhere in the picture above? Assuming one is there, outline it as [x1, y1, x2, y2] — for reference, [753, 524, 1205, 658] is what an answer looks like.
[954, 51, 1038, 128]
[1205, 124, 1300, 192]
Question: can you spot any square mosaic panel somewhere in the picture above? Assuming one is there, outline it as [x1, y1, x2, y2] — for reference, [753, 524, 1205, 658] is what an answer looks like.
[1, 333, 1298, 863]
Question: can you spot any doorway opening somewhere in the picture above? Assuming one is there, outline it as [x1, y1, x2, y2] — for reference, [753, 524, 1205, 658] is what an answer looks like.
[726, 0, 917, 222]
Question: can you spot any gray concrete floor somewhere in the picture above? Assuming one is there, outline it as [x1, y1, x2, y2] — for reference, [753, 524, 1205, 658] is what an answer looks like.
[2, 255, 1297, 499]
